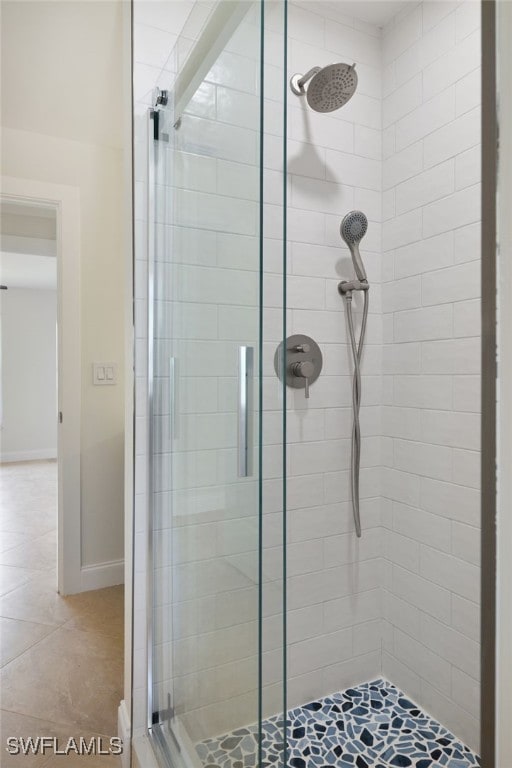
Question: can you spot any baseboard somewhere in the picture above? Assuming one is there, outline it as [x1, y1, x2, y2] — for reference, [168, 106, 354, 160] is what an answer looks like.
[0, 449, 57, 463]
[118, 699, 131, 768]
[80, 558, 124, 591]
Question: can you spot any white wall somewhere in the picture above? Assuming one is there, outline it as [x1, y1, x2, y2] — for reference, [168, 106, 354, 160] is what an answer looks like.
[380, 0, 481, 751]
[0, 288, 57, 461]
[1, 1, 127, 574]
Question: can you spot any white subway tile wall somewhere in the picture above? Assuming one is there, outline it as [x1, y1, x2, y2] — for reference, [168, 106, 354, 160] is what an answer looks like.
[132, 0, 481, 754]
[272, 0, 385, 722]
[381, 0, 481, 752]
[282, 0, 385, 716]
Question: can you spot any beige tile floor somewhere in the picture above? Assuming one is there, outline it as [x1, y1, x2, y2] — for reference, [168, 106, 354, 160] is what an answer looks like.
[0, 461, 124, 766]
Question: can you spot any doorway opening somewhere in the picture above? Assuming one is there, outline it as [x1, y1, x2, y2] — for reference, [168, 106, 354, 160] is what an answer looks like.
[0, 198, 62, 579]
[0, 198, 59, 574]
[0, 177, 82, 595]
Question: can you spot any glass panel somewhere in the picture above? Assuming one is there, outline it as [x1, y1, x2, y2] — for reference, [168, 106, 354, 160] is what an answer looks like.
[259, 0, 288, 765]
[278, 1, 481, 765]
[147, 3, 288, 766]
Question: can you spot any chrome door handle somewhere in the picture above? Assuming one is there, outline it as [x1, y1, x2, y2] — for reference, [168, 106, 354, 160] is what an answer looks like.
[238, 346, 254, 477]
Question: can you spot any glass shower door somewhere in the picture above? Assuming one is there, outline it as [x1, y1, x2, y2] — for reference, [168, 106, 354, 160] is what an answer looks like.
[146, 2, 281, 765]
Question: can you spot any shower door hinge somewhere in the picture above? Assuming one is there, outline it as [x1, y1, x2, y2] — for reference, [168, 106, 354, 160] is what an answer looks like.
[154, 88, 168, 107]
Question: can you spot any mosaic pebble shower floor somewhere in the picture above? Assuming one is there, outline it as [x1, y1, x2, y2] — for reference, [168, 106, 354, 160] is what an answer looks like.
[195, 679, 480, 768]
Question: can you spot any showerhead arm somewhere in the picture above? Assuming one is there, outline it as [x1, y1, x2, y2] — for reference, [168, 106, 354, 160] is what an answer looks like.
[290, 67, 322, 94]
[340, 210, 368, 283]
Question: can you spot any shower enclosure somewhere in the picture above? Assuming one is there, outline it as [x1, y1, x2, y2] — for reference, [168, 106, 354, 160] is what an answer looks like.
[132, 1, 483, 766]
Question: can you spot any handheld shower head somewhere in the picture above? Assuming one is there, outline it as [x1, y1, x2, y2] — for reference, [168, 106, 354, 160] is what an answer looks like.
[340, 210, 368, 282]
[290, 63, 358, 113]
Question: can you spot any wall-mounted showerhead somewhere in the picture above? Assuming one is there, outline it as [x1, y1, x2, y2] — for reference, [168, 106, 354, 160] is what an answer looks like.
[340, 210, 368, 282]
[290, 63, 358, 113]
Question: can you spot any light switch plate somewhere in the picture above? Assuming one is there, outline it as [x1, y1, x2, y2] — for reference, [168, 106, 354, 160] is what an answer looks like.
[93, 362, 117, 386]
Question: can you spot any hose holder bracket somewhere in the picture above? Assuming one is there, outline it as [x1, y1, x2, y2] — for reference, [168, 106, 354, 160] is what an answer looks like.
[338, 279, 370, 295]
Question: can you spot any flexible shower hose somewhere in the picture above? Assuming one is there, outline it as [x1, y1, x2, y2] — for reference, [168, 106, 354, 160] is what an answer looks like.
[345, 288, 369, 538]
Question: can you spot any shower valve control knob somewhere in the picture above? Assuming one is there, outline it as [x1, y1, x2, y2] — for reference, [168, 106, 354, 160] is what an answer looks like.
[290, 360, 315, 398]
[274, 334, 323, 400]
